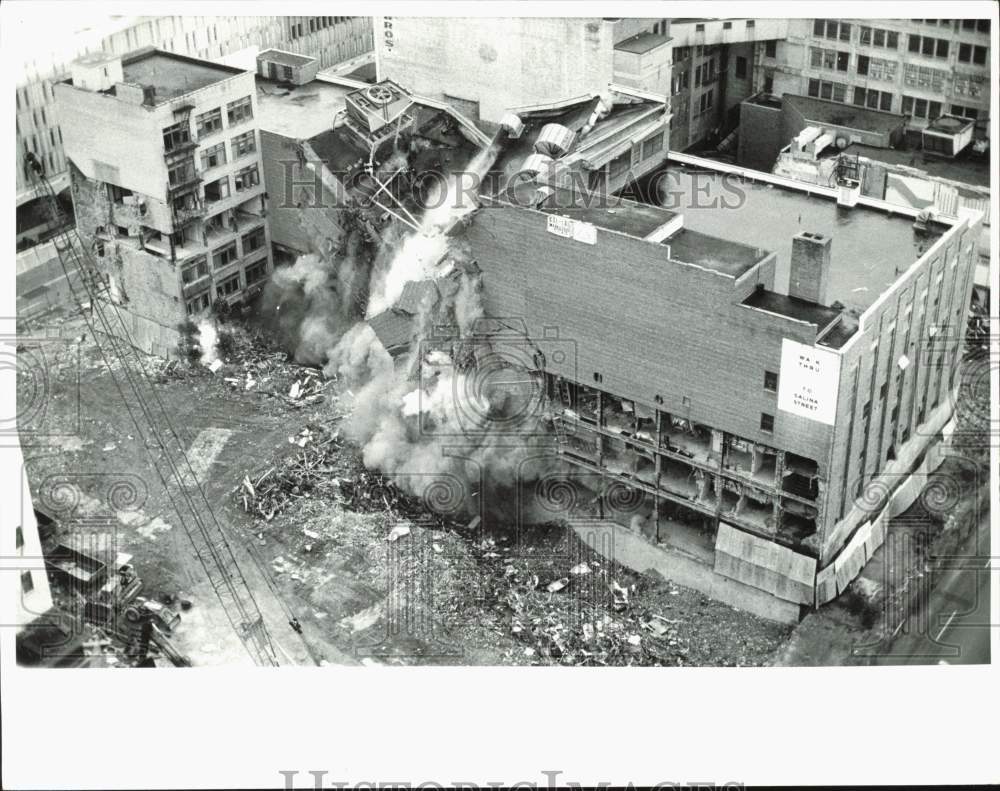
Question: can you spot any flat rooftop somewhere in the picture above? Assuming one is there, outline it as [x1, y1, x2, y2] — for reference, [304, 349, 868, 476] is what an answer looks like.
[120, 49, 243, 102]
[255, 76, 352, 139]
[926, 115, 974, 135]
[785, 94, 906, 137]
[258, 48, 316, 68]
[535, 187, 678, 239]
[840, 141, 991, 190]
[658, 166, 942, 313]
[615, 31, 672, 53]
[664, 228, 768, 279]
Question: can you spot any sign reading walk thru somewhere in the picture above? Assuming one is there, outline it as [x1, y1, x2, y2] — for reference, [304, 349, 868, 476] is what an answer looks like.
[777, 338, 841, 425]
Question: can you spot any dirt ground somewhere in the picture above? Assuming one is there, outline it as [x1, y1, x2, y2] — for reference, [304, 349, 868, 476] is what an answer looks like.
[18, 310, 790, 667]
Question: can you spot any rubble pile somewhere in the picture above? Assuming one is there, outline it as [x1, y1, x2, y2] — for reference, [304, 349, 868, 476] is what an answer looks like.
[218, 330, 331, 406]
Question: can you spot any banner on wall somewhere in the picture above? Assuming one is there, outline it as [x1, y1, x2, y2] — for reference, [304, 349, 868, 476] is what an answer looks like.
[777, 338, 841, 425]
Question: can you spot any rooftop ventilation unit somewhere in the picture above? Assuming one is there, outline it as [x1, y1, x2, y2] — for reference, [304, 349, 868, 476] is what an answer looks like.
[70, 52, 123, 93]
[519, 153, 554, 178]
[534, 123, 576, 158]
[836, 176, 861, 208]
[345, 81, 415, 136]
[256, 48, 319, 86]
[921, 114, 975, 158]
[500, 113, 525, 139]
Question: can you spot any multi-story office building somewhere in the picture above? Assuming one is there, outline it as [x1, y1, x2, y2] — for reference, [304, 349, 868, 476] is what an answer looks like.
[17, 15, 373, 207]
[55, 48, 273, 355]
[755, 18, 991, 132]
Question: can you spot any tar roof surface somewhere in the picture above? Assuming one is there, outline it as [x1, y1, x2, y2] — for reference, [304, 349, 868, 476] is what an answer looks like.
[255, 77, 352, 139]
[785, 94, 906, 136]
[840, 141, 991, 189]
[664, 228, 768, 278]
[659, 167, 941, 312]
[258, 49, 315, 68]
[120, 50, 241, 102]
[614, 31, 672, 53]
[536, 187, 678, 239]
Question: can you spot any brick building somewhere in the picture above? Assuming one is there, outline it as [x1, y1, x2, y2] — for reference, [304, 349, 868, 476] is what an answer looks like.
[55, 48, 273, 356]
[461, 140, 983, 618]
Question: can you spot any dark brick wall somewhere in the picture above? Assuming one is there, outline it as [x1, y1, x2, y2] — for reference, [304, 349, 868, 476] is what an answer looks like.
[737, 100, 784, 171]
[466, 205, 835, 465]
[789, 232, 831, 305]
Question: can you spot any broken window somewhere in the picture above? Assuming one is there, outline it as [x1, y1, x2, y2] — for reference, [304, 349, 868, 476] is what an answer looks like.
[216, 273, 241, 298]
[182, 257, 209, 284]
[227, 96, 253, 127]
[764, 370, 778, 392]
[163, 120, 191, 152]
[200, 141, 227, 171]
[196, 107, 223, 137]
[241, 226, 266, 254]
[213, 241, 238, 269]
[186, 292, 210, 315]
[231, 130, 257, 158]
[234, 164, 260, 192]
[245, 259, 268, 285]
[204, 176, 230, 203]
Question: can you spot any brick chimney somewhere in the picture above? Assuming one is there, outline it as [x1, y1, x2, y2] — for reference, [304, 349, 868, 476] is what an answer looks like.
[788, 231, 832, 305]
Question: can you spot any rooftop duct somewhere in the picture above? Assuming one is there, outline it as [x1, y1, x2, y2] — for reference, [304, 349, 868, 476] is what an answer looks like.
[534, 123, 576, 158]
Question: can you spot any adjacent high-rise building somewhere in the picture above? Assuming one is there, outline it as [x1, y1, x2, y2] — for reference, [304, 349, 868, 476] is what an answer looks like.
[55, 48, 273, 355]
[17, 16, 373, 208]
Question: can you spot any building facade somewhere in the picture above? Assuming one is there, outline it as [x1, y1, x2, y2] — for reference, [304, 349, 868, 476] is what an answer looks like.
[17, 15, 373, 203]
[463, 150, 982, 617]
[374, 16, 671, 128]
[55, 48, 273, 356]
[756, 18, 991, 132]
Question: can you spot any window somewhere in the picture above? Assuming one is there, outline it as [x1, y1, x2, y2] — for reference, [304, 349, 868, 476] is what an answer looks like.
[909, 34, 949, 58]
[608, 151, 630, 180]
[723, 21, 732, 30]
[902, 96, 942, 119]
[168, 159, 196, 187]
[814, 20, 849, 41]
[204, 176, 230, 203]
[242, 226, 266, 253]
[972, 45, 987, 65]
[641, 131, 663, 159]
[763, 73, 774, 93]
[854, 87, 894, 111]
[764, 40, 776, 58]
[698, 89, 714, 114]
[735, 55, 747, 78]
[163, 121, 191, 152]
[857, 54, 870, 75]
[200, 141, 227, 171]
[234, 164, 260, 192]
[809, 79, 846, 102]
[196, 107, 223, 137]
[181, 256, 209, 283]
[695, 23, 704, 32]
[227, 96, 253, 126]
[951, 104, 979, 119]
[186, 292, 210, 315]
[231, 130, 257, 158]
[745, 20, 754, 28]
[764, 371, 778, 392]
[760, 413, 774, 433]
[958, 42, 972, 62]
[245, 258, 268, 285]
[213, 241, 238, 269]
[21, 571, 34, 593]
[16, 526, 24, 550]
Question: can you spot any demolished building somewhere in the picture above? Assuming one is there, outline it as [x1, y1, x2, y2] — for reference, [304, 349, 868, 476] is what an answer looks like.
[55, 48, 274, 356]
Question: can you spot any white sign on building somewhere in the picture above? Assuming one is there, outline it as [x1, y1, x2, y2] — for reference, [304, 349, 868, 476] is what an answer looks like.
[777, 338, 841, 425]
[546, 214, 597, 245]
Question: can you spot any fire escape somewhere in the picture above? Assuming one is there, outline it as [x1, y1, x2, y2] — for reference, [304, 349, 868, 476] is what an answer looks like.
[164, 103, 205, 248]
